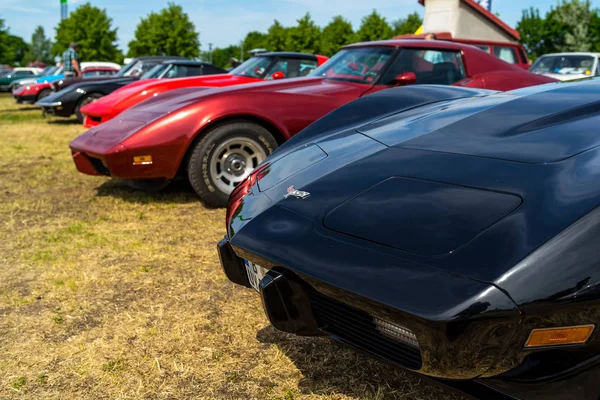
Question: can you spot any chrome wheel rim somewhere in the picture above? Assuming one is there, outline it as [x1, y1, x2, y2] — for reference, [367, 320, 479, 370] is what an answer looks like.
[208, 137, 267, 195]
[80, 95, 100, 108]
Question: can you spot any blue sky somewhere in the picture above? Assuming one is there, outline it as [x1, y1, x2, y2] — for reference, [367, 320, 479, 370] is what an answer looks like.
[0, 0, 587, 53]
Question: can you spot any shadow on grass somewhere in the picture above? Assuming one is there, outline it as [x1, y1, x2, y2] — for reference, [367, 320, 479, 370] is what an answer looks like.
[256, 325, 465, 399]
[46, 118, 81, 125]
[96, 179, 208, 205]
[0, 107, 39, 113]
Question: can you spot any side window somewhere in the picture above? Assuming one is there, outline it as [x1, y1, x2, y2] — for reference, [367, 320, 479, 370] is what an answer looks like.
[204, 65, 223, 75]
[16, 71, 31, 76]
[299, 60, 318, 76]
[380, 49, 466, 86]
[266, 59, 290, 78]
[475, 45, 490, 53]
[183, 66, 205, 77]
[493, 46, 518, 64]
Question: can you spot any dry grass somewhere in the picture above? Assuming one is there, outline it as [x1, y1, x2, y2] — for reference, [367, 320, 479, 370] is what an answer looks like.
[0, 93, 464, 400]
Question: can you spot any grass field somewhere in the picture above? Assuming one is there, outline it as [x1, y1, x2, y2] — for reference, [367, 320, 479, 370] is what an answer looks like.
[0, 93, 464, 400]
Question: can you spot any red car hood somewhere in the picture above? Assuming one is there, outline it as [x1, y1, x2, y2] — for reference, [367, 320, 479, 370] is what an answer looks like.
[129, 77, 364, 115]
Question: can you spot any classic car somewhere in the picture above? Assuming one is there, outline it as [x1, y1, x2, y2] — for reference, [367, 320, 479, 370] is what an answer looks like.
[79, 52, 328, 128]
[0, 67, 43, 91]
[69, 40, 555, 207]
[13, 67, 121, 104]
[36, 58, 222, 122]
[530, 52, 600, 81]
[217, 80, 600, 400]
[11, 62, 120, 91]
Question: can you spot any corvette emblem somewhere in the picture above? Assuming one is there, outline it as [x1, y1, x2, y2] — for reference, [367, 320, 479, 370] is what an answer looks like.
[284, 186, 311, 200]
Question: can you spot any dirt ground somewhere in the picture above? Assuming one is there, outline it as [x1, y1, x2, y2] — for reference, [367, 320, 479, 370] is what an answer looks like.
[0, 93, 464, 399]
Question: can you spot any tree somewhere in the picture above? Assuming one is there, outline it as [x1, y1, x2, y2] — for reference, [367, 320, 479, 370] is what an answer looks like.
[243, 31, 268, 52]
[320, 16, 355, 56]
[0, 17, 9, 65]
[516, 8, 548, 60]
[266, 20, 289, 52]
[210, 45, 241, 69]
[356, 10, 392, 42]
[128, 3, 199, 58]
[52, 2, 122, 63]
[551, 0, 594, 52]
[6, 35, 29, 66]
[22, 26, 53, 65]
[286, 13, 321, 53]
[392, 12, 422, 36]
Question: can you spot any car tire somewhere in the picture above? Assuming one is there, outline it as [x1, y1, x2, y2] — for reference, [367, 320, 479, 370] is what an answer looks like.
[75, 93, 103, 123]
[37, 88, 51, 101]
[187, 121, 278, 207]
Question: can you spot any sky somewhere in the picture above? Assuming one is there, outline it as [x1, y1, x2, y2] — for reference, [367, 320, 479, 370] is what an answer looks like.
[0, 0, 590, 54]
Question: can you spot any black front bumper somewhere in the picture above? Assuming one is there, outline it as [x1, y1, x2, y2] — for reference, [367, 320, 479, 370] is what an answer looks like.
[217, 236, 600, 400]
[14, 94, 37, 104]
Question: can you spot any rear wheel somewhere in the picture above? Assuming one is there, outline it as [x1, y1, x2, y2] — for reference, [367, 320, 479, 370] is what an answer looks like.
[75, 93, 103, 123]
[187, 121, 278, 207]
[37, 88, 51, 101]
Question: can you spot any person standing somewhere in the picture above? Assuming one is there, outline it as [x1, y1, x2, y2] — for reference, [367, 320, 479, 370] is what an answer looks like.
[62, 42, 81, 78]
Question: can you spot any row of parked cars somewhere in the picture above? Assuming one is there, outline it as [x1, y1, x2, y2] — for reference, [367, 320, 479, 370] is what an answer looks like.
[11, 37, 600, 400]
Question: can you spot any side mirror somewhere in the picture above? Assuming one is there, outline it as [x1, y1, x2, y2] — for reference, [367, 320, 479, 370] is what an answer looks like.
[271, 71, 285, 80]
[395, 72, 417, 86]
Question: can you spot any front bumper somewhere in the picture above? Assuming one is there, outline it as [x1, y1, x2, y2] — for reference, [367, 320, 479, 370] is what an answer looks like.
[217, 235, 600, 400]
[36, 101, 72, 118]
[14, 94, 37, 104]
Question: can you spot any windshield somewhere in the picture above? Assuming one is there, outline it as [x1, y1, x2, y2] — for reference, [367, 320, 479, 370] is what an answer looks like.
[230, 56, 274, 78]
[0, 70, 12, 78]
[531, 55, 596, 75]
[141, 63, 170, 79]
[41, 66, 59, 76]
[308, 47, 394, 83]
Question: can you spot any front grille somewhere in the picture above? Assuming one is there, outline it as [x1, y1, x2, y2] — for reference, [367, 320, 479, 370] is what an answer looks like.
[309, 291, 423, 370]
[88, 156, 111, 176]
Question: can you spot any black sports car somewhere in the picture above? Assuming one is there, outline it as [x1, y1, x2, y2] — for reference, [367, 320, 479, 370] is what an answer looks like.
[36, 58, 225, 122]
[218, 82, 600, 400]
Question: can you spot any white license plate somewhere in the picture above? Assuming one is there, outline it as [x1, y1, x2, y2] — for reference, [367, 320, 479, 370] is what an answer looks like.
[244, 260, 267, 292]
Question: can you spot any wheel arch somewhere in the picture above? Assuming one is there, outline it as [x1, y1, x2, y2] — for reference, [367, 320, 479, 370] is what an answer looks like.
[176, 114, 287, 177]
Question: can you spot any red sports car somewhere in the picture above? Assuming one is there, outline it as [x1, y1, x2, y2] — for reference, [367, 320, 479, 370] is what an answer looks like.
[70, 40, 556, 207]
[13, 67, 120, 104]
[80, 52, 329, 128]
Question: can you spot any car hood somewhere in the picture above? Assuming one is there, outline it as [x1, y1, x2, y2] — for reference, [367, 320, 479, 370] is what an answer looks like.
[229, 81, 600, 284]
[129, 77, 367, 114]
[535, 72, 592, 82]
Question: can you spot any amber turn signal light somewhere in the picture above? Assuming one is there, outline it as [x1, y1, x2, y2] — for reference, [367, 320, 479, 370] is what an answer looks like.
[133, 155, 152, 165]
[525, 325, 595, 348]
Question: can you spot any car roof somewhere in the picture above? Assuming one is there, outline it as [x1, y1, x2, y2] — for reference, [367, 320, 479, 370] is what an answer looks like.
[159, 60, 216, 66]
[344, 39, 473, 51]
[133, 56, 189, 61]
[256, 52, 318, 60]
[538, 52, 600, 57]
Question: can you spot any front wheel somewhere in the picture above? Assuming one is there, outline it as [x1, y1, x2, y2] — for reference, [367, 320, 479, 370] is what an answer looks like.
[37, 88, 51, 101]
[75, 93, 103, 123]
[187, 121, 278, 207]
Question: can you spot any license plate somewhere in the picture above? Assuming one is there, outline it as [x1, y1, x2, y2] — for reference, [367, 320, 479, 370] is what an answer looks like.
[244, 260, 267, 292]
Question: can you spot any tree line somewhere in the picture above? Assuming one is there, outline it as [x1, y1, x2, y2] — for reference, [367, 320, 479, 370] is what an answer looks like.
[517, 0, 600, 61]
[3, 0, 597, 69]
[0, 2, 420, 68]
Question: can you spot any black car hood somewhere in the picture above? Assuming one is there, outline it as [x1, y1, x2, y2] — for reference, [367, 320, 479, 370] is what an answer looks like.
[230, 82, 600, 284]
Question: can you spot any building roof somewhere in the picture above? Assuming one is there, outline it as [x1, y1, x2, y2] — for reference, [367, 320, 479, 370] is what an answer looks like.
[418, 0, 520, 41]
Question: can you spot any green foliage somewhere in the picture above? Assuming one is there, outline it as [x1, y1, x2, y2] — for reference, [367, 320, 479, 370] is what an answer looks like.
[243, 31, 268, 52]
[0, 17, 10, 65]
[392, 12, 422, 36]
[517, 0, 600, 60]
[356, 10, 392, 42]
[128, 2, 199, 58]
[286, 13, 321, 54]
[320, 16, 355, 56]
[517, 8, 548, 60]
[22, 26, 54, 66]
[266, 20, 290, 51]
[52, 2, 122, 63]
[6, 35, 29, 66]
[210, 45, 241, 69]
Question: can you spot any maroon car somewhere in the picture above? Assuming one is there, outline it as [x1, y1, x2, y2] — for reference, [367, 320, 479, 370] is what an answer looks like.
[70, 40, 556, 206]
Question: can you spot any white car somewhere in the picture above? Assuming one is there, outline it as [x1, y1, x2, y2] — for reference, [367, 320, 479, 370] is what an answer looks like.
[10, 62, 122, 91]
[530, 52, 600, 81]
